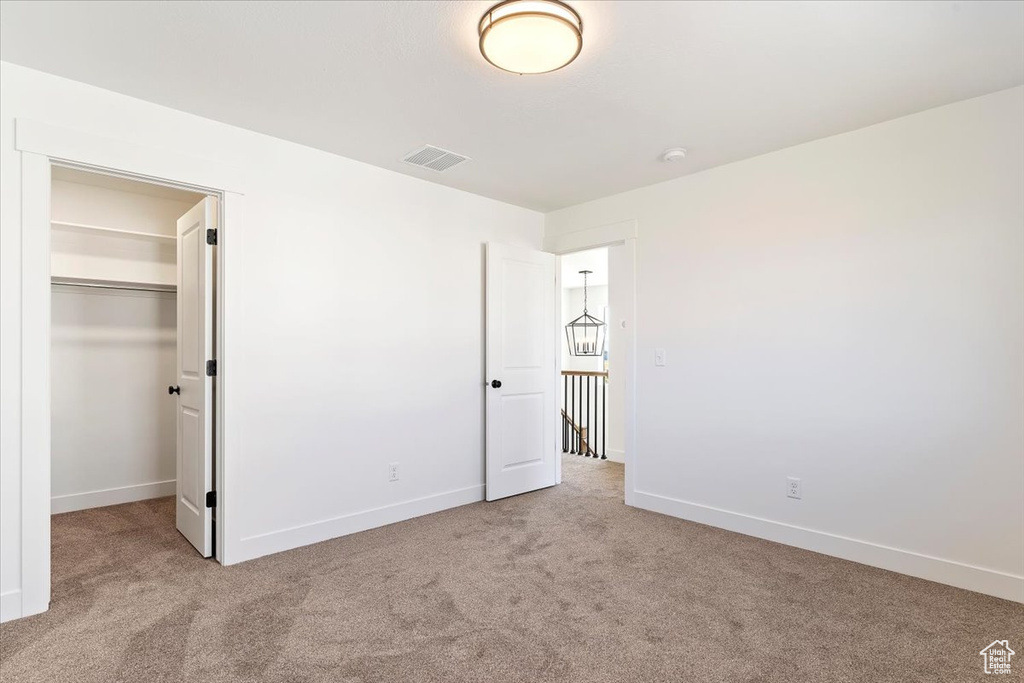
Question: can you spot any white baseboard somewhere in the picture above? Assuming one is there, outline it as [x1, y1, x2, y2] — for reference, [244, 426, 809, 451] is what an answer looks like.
[234, 484, 485, 564]
[633, 490, 1024, 603]
[51, 479, 176, 514]
[0, 590, 22, 623]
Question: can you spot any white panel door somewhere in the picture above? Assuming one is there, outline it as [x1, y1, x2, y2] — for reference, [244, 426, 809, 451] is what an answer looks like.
[486, 243, 557, 501]
[174, 197, 216, 557]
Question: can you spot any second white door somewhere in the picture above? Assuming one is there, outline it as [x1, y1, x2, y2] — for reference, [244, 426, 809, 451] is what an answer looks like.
[174, 196, 216, 557]
[485, 243, 558, 501]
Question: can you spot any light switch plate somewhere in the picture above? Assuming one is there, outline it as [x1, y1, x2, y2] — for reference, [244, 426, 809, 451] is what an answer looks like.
[655, 349, 666, 366]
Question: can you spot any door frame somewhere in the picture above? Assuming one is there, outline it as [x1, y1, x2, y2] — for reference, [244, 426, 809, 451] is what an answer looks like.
[545, 220, 638, 505]
[12, 119, 245, 620]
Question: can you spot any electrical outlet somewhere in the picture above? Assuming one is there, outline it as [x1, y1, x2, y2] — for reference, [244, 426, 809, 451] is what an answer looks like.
[389, 462, 400, 482]
[655, 348, 667, 366]
[787, 477, 801, 500]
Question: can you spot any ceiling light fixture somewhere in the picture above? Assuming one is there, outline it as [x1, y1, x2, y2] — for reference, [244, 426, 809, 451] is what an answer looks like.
[565, 270, 606, 357]
[479, 0, 583, 75]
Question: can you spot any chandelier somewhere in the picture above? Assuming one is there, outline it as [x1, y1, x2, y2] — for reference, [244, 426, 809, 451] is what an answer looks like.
[565, 270, 606, 357]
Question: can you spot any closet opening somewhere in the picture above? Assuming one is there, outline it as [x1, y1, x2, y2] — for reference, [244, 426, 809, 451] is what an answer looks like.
[50, 164, 220, 560]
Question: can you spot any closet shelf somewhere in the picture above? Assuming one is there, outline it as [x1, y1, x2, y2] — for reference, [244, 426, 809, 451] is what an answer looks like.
[51, 275, 176, 293]
[52, 220, 175, 242]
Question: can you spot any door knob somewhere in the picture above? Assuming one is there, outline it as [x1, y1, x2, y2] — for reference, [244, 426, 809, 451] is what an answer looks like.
[168, 385, 181, 395]
[490, 380, 502, 389]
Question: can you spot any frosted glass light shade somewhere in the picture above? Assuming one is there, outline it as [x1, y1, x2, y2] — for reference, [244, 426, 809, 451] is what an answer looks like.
[479, 0, 583, 75]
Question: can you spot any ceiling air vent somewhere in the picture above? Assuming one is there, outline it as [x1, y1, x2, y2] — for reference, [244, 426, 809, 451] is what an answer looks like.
[401, 145, 470, 173]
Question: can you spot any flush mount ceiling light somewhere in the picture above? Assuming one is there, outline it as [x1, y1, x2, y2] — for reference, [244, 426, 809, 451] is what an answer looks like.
[479, 0, 583, 75]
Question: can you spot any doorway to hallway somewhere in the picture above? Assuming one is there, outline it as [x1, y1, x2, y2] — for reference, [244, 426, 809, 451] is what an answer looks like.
[483, 222, 637, 507]
[559, 246, 624, 481]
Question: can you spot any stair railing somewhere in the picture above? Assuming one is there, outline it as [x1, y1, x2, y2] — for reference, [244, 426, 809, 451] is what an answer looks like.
[561, 370, 607, 459]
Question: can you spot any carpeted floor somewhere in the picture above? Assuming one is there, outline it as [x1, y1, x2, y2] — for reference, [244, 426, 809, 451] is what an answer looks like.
[0, 457, 1020, 682]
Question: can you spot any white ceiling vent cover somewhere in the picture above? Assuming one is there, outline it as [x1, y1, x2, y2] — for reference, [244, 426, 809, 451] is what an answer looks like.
[401, 145, 470, 173]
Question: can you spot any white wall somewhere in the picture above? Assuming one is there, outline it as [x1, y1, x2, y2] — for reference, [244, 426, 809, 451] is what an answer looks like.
[0, 62, 544, 620]
[546, 86, 1024, 601]
[51, 287, 176, 512]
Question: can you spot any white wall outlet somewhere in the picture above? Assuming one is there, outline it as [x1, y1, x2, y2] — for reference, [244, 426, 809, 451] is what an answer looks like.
[389, 462, 400, 482]
[655, 348, 667, 366]
[787, 477, 801, 499]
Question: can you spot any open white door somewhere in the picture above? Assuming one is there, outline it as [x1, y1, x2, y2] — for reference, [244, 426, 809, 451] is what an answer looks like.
[485, 243, 558, 501]
[173, 197, 216, 557]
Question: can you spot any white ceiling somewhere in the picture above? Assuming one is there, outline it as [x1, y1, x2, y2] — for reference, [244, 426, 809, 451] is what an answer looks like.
[2, 1, 1021, 211]
[562, 248, 608, 288]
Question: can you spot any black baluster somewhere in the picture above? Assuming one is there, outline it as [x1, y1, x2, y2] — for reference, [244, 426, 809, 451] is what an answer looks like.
[601, 375, 607, 459]
[573, 374, 581, 454]
[593, 375, 598, 459]
[581, 374, 586, 456]
[586, 374, 591, 456]
[585, 376, 593, 456]
[565, 374, 573, 454]
[589, 374, 598, 458]
[577, 375, 582, 455]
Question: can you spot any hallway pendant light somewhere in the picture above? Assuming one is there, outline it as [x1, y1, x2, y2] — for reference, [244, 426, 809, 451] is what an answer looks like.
[479, 0, 583, 75]
[566, 270, 606, 357]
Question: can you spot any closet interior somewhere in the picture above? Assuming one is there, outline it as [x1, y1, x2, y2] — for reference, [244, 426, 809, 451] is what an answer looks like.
[50, 166, 207, 517]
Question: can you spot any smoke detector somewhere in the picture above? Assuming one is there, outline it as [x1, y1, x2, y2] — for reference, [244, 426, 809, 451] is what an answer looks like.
[661, 148, 687, 162]
[402, 144, 470, 173]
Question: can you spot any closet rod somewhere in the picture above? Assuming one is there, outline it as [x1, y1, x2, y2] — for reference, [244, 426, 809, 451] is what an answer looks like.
[51, 278, 176, 294]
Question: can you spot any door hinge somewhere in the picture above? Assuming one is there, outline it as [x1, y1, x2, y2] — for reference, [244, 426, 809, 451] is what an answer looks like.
[205, 491, 217, 508]
[206, 360, 217, 377]
[206, 228, 218, 245]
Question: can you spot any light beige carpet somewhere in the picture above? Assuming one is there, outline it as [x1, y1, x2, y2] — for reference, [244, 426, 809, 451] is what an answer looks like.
[1, 457, 1020, 682]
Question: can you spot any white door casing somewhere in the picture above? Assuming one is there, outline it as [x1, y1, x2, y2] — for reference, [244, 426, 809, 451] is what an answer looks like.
[175, 196, 216, 556]
[485, 243, 558, 501]
[11, 121, 243, 623]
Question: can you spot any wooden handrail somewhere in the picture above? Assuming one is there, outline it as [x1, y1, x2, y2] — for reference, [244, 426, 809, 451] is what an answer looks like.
[561, 370, 608, 377]
[561, 409, 595, 457]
